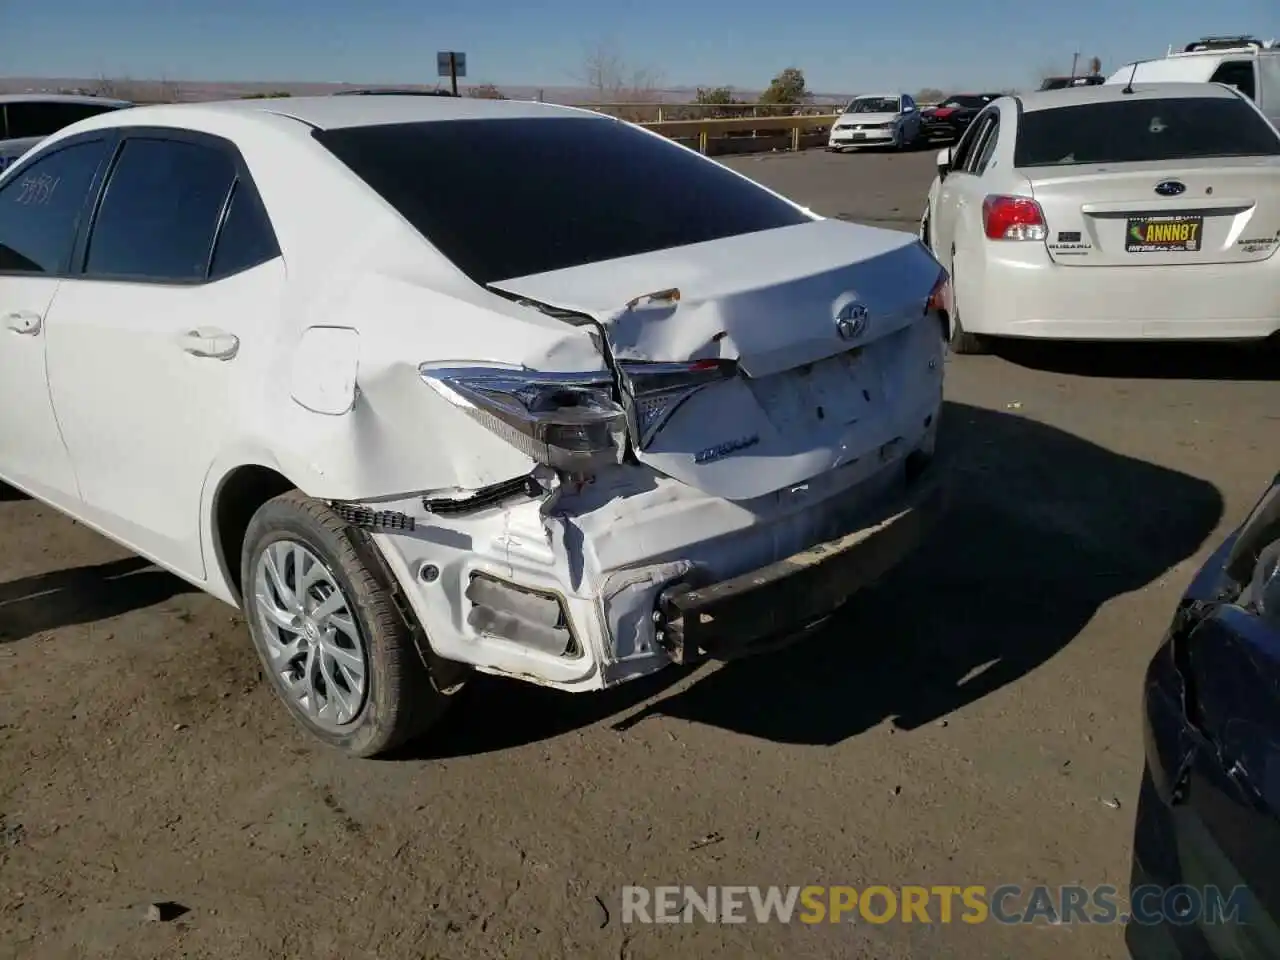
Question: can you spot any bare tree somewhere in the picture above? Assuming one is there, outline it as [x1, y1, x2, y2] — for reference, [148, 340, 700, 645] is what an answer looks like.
[156, 76, 182, 103]
[577, 40, 662, 120]
[89, 74, 127, 98]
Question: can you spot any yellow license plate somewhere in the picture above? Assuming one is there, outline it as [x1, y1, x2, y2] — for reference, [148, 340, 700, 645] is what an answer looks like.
[1125, 215, 1204, 252]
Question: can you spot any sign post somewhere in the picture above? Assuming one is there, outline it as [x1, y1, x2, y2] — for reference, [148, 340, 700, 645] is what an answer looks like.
[436, 51, 467, 96]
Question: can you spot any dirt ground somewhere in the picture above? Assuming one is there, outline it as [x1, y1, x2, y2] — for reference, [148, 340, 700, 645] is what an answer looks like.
[2, 147, 1278, 960]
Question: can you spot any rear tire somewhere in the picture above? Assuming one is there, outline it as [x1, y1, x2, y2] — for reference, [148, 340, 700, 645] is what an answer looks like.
[240, 491, 460, 757]
[947, 260, 990, 356]
[949, 315, 989, 356]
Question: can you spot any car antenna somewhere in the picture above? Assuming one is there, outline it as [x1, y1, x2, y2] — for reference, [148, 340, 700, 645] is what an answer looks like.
[1121, 61, 1139, 95]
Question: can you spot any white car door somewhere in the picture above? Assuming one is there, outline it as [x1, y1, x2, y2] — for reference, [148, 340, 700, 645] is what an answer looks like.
[929, 110, 994, 269]
[45, 131, 285, 581]
[0, 135, 114, 505]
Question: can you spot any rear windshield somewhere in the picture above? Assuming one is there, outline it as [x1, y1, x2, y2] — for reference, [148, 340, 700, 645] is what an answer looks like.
[313, 118, 809, 285]
[1014, 97, 1280, 167]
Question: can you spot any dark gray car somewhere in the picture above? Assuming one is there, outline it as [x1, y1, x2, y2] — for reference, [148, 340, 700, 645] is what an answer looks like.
[0, 94, 134, 174]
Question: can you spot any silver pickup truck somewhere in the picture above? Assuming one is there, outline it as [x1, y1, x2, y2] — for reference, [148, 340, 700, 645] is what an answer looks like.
[0, 94, 134, 174]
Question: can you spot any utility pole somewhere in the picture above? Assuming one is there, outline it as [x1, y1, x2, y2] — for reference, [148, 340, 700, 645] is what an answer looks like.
[1069, 51, 1080, 79]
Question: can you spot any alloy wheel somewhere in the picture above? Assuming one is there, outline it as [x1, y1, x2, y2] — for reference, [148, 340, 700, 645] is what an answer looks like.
[252, 539, 369, 730]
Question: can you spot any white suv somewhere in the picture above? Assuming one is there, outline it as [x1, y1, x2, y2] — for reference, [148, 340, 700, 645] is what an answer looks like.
[1108, 35, 1280, 129]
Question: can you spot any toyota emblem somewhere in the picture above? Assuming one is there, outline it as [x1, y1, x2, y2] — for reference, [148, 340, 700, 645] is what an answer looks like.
[836, 302, 870, 340]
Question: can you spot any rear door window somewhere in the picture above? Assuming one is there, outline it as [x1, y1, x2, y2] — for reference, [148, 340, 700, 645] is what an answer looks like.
[949, 111, 988, 171]
[1014, 96, 1280, 167]
[0, 139, 112, 274]
[970, 113, 1000, 173]
[5, 101, 124, 140]
[1209, 60, 1257, 100]
[84, 137, 236, 281]
[208, 179, 281, 280]
[1258, 55, 1280, 115]
[313, 117, 810, 286]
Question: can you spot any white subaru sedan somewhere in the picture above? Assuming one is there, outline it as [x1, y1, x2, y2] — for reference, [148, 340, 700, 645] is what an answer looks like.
[921, 81, 1280, 353]
[0, 95, 949, 756]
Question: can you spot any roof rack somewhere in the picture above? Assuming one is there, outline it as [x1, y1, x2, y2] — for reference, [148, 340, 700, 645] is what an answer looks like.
[1181, 35, 1263, 52]
[333, 88, 458, 97]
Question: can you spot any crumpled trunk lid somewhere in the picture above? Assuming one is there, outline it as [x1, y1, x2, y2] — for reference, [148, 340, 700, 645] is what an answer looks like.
[490, 218, 945, 501]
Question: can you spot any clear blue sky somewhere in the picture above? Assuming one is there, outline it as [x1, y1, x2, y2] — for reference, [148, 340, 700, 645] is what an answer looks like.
[2, 0, 1277, 93]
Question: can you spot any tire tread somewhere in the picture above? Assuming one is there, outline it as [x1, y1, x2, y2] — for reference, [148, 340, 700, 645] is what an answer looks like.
[241, 491, 452, 758]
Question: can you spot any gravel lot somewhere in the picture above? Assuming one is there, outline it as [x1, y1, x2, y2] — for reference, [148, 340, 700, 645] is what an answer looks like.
[2, 145, 1277, 960]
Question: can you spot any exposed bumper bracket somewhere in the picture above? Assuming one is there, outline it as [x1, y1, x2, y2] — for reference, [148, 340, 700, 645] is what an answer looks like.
[655, 453, 947, 664]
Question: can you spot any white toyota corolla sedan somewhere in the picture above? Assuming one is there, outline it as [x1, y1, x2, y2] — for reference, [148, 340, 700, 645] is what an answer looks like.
[920, 81, 1280, 353]
[0, 94, 949, 756]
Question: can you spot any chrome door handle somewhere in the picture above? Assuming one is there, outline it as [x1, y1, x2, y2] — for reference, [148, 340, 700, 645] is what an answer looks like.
[3, 311, 42, 335]
[179, 328, 239, 360]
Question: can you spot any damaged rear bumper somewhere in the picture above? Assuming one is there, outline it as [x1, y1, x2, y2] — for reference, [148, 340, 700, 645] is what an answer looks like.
[360, 417, 946, 692]
[655, 451, 946, 663]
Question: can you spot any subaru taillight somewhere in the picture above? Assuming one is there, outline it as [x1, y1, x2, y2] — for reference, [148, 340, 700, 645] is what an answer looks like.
[983, 195, 1047, 241]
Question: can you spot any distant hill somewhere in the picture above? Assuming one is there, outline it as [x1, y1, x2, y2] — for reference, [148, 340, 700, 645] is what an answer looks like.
[0, 76, 855, 105]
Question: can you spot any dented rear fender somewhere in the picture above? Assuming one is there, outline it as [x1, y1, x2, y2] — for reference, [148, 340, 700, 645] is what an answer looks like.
[252, 271, 612, 502]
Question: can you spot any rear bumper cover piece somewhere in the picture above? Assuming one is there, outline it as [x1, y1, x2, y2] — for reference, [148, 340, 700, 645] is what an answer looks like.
[654, 451, 946, 663]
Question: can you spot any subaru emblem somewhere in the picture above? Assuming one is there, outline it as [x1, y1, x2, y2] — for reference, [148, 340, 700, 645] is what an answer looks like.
[1154, 180, 1186, 197]
[835, 301, 870, 340]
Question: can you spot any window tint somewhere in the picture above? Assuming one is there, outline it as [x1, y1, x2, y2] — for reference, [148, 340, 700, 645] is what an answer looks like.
[1014, 97, 1280, 167]
[1209, 60, 1256, 100]
[85, 137, 235, 281]
[0, 140, 109, 274]
[949, 114, 985, 170]
[5, 101, 124, 140]
[962, 115, 996, 173]
[314, 118, 810, 286]
[973, 118, 999, 172]
[209, 180, 280, 279]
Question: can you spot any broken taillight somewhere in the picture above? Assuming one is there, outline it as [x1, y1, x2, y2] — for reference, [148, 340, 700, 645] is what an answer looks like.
[616, 359, 740, 450]
[418, 364, 627, 472]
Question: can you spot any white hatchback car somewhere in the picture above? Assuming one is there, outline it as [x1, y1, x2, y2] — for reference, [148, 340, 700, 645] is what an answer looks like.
[0, 95, 949, 756]
[921, 82, 1280, 353]
[828, 94, 922, 151]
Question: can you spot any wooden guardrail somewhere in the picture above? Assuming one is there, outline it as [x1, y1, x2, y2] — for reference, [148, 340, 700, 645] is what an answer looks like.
[640, 113, 840, 154]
